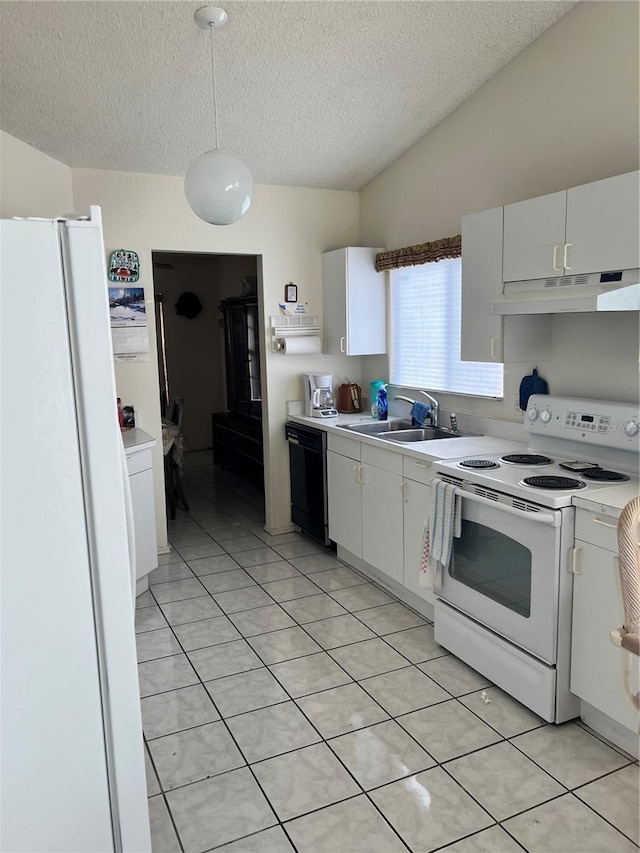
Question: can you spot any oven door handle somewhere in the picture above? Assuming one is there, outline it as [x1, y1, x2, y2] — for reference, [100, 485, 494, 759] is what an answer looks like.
[453, 488, 559, 526]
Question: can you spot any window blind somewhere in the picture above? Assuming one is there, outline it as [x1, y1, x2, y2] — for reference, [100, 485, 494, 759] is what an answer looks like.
[390, 258, 503, 398]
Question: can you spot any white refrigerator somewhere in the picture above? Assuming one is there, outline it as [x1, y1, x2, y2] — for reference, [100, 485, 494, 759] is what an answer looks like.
[0, 208, 152, 851]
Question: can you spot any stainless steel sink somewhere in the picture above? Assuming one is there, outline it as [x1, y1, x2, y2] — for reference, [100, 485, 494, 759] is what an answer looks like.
[377, 427, 478, 443]
[337, 420, 479, 442]
[337, 420, 412, 435]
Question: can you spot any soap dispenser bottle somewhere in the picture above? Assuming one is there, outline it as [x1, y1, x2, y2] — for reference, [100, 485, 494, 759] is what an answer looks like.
[376, 384, 388, 421]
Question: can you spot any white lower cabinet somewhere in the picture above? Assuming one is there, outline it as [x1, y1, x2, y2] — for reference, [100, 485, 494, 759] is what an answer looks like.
[570, 510, 638, 735]
[361, 463, 404, 584]
[129, 465, 157, 581]
[327, 435, 436, 594]
[402, 478, 432, 600]
[124, 438, 158, 593]
[327, 437, 404, 584]
[402, 456, 436, 607]
[327, 448, 362, 559]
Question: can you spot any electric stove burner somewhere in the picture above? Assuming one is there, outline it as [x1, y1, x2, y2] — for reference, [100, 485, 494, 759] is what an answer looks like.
[581, 468, 630, 482]
[522, 476, 586, 490]
[459, 459, 499, 470]
[501, 454, 553, 466]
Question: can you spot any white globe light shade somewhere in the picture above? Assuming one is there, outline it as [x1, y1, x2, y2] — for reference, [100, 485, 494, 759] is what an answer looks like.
[184, 149, 253, 225]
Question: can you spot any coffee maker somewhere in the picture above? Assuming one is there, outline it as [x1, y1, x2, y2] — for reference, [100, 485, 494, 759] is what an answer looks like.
[304, 373, 338, 418]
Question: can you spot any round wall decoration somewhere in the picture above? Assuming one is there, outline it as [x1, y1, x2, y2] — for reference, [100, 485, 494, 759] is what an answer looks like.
[175, 292, 203, 319]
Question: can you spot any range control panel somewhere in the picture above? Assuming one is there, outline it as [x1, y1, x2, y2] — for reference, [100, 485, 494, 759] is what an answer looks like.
[564, 411, 610, 433]
[526, 394, 640, 450]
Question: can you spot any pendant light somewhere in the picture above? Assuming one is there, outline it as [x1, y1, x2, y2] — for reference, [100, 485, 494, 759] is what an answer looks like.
[184, 6, 253, 226]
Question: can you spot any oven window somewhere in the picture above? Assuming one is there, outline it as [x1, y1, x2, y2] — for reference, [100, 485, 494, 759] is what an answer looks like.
[449, 520, 531, 618]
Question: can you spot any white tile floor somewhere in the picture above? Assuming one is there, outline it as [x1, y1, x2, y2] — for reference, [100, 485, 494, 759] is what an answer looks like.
[138, 451, 639, 853]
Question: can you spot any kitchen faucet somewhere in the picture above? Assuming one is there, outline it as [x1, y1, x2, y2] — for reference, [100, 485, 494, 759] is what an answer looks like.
[418, 390, 439, 427]
[392, 392, 439, 427]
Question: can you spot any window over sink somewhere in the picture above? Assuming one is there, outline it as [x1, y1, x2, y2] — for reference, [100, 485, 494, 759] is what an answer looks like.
[389, 257, 504, 398]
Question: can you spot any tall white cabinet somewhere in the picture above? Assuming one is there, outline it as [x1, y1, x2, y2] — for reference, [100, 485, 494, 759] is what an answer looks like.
[461, 207, 551, 363]
[322, 247, 386, 355]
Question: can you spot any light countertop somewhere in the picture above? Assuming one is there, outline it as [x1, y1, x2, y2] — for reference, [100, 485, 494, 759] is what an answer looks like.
[573, 483, 640, 519]
[121, 428, 156, 454]
[286, 412, 639, 515]
[286, 412, 524, 462]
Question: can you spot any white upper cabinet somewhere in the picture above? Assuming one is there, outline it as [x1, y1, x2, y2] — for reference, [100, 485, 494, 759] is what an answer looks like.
[322, 247, 386, 355]
[461, 206, 504, 362]
[503, 171, 640, 282]
[503, 191, 567, 282]
[461, 206, 551, 363]
[565, 171, 640, 275]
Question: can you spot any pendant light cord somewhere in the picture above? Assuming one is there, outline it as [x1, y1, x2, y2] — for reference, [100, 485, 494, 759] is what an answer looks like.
[209, 24, 219, 150]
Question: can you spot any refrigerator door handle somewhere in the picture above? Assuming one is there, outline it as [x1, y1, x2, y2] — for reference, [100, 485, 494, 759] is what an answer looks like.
[120, 446, 137, 602]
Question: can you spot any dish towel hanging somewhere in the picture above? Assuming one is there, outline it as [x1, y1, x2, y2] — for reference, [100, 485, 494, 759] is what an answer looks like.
[419, 478, 461, 589]
[410, 401, 431, 427]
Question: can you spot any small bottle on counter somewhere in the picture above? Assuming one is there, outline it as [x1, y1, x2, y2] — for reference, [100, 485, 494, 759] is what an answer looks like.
[370, 380, 385, 418]
[376, 385, 388, 421]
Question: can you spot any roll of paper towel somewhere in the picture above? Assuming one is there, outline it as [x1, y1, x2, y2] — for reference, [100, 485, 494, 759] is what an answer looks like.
[277, 335, 322, 355]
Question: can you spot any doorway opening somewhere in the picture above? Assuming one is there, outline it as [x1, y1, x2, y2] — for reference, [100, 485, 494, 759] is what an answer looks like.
[152, 251, 264, 495]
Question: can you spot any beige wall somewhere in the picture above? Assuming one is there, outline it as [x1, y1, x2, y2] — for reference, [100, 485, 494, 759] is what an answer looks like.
[360, 0, 640, 416]
[72, 169, 361, 545]
[0, 131, 73, 218]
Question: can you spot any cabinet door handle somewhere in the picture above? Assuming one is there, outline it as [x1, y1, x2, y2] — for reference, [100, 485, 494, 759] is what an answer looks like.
[353, 463, 359, 484]
[592, 516, 617, 529]
[571, 545, 582, 574]
[340, 336, 345, 353]
[356, 464, 365, 485]
[490, 337, 498, 360]
[401, 482, 407, 503]
[552, 244, 563, 273]
[563, 243, 572, 271]
[413, 461, 430, 469]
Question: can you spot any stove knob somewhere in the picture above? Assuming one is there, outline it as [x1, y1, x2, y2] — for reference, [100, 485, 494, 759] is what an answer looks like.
[624, 420, 639, 437]
[540, 408, 552, 424]
[527, 407, 539, 422]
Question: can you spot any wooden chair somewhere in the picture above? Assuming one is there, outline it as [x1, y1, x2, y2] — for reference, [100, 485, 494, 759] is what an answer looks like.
[165, 396, 189, 518]
[170, 395, 184, 430]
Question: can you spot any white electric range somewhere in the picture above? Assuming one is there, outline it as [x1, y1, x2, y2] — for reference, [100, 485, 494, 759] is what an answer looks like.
[430, 395, 639, 723]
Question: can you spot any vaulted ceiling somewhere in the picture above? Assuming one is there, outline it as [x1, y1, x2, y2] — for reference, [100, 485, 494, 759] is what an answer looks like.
[0, 1, 577, 190]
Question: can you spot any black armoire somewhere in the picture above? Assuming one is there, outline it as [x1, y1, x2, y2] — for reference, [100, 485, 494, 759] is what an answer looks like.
[211, 296, 264, 485]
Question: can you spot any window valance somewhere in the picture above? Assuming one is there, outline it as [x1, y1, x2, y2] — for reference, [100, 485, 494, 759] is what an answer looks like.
[375, 235, 461, 272]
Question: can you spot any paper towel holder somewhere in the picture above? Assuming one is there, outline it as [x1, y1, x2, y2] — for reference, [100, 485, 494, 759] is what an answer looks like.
[271, 315, 322, 353]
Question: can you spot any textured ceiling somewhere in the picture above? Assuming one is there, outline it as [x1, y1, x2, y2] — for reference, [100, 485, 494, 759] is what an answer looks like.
[0, 1, 577, 190]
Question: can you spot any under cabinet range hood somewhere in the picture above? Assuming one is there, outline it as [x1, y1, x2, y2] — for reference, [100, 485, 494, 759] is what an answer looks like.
[491, 269, 640, 315]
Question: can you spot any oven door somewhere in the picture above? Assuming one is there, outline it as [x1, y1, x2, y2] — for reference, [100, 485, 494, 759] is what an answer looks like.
[434, 489, 568, 664]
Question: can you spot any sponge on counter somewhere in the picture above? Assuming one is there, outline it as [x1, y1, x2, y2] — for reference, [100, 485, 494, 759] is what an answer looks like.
[410, 401, 431, 427]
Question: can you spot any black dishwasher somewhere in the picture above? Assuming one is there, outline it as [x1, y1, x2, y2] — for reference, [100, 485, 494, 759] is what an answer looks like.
[285, 422, 329, 545]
